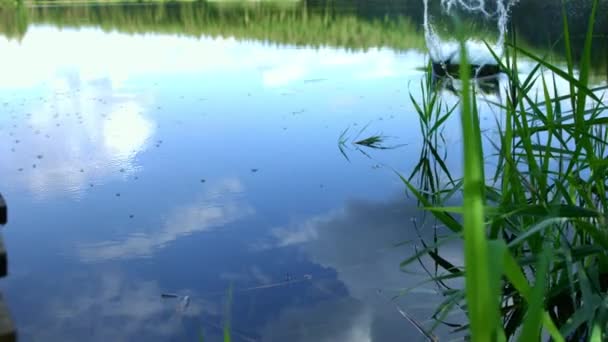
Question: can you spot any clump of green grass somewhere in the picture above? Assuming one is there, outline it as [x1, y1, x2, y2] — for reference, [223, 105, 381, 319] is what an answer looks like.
[354, 135, 387, 148]
[402, 0, 608, 340]
[338, 123, 405, 161]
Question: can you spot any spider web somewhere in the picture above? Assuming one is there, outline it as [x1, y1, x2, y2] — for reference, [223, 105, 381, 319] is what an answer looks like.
[441, 0, 500, 17]
[423, 0, 519, 65]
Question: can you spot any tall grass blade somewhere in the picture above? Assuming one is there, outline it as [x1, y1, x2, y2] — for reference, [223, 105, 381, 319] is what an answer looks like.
[457, 32, 495, 341]
[503, 251, 564, 341]
[223, 285, 233, 342]
[518, 247, 550, 341]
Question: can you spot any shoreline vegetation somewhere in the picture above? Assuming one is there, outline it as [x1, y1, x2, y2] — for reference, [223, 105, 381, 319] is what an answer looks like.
[403, 0, 608, 340]
[0, 0, 606, 76]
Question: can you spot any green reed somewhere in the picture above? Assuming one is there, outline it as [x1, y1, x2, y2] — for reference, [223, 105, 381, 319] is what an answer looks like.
[402, 0, 608, 340]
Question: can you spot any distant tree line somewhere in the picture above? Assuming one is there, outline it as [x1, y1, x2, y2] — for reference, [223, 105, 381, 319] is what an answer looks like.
[0, 0, 606, 74]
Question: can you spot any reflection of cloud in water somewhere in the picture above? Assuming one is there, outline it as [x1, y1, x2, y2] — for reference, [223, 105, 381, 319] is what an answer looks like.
[250, 265, 272, 285]
[79, 179, 254, 262]
[260, 48, 423, 87]
[262, 298, 373, 342]
[258, 197, 464, 341]
[19, 272, 208, 342]
[263, 63, 307, 87]
[103, 103, 153, 159]
[0, 74, 154, 198]
[0, 26, 423, 90]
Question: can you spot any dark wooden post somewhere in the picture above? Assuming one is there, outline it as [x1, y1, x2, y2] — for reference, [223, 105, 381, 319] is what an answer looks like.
[0, 194, 16, 342]
[0, 195, 5, 225]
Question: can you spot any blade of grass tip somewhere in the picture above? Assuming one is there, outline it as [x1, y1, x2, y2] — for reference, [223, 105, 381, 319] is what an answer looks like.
[559, 305, 597, 338]
[399, 236, 457, 269]
[559, 238, 578, 312]
[578, 264, 599, 320]
[430, 291, 466, 331]
[395, 272, 464, 298]
[338, 145, 351, 162]
[570, 0, 598, 141]
[511, 90, 543, 199]
[503, 251, 564, 342]
[486, 240, 506, 338]
[376, 290, 439, 342]
[577, 0, 605, 210]
[511, 45, 603, 104]
[224, 285, 233, 342]
[353, 121, 372, 141]
[429, 103, 457, 136]
[458, 29, 494, 342]
[518, 246, 551, 342]
[560, 0, 574, 83]
[501, 97, 515, 209]
[430, 290, 467, 331]
[589, 297, 608, 342]
[424, 137, 455, 184]
[558, 264, 604, 338]
[508, 217, 567, 248]
[339, 126, 350, 143]
[410, 88, 426, 118]
[575, 0, 598, 113]
[540, 74, 555, 183]
[223, 328, 231, 342]
[396, 171, 463, 233]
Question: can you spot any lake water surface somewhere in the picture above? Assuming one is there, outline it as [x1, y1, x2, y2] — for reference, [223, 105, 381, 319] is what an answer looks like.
[0, 1, 606, 341]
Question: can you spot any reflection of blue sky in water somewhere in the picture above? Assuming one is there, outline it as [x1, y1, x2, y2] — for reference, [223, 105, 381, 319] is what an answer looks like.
[16, 271, 211, 342]
[0, 26, 439, 199]
[4, 24, 601, 341]
[8, 197, 461, 342]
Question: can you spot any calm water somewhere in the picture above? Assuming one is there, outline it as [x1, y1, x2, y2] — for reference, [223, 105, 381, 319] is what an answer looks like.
[0, 1, 606, 341]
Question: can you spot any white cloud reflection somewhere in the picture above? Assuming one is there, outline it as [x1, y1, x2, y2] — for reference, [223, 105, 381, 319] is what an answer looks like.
[0, 79, 154, 198]
[79, 178, 253, 262]
[18, 271, 208, 342]
[0, 26, 422, 91]
[103, 103, 154, 159]
[256, 197, 465, 341]
[261, 298, 374, 342]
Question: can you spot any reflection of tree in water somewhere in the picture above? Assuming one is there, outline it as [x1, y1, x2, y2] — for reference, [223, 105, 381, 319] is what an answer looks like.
[1, 0, 606, 74]
[0, 3, 28, 40]
[2, 1, 426, 51]
[511, 0, 608, 70]
[432, 74, 501, 97]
